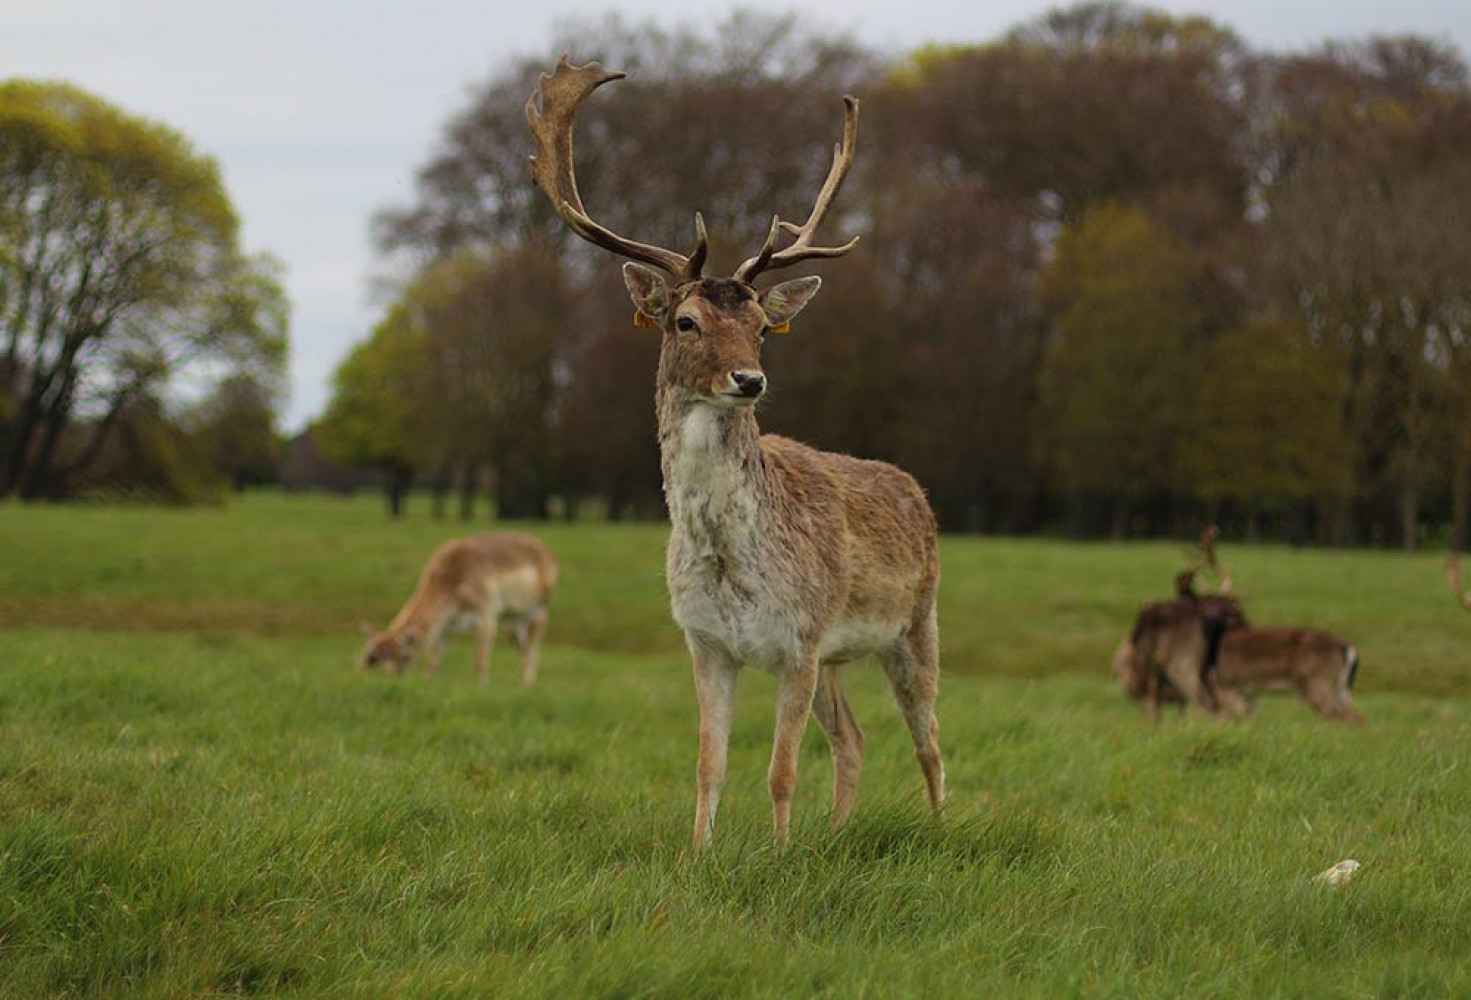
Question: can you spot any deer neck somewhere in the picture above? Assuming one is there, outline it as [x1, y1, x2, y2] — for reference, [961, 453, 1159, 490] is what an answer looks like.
[656, 377, 769, 558]
[388, 591, 449, 640]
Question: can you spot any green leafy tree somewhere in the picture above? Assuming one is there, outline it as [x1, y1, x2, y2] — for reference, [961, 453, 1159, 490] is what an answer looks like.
[316, 306, 428, 517]
[1184, 320, 1352, 531]
[1037, 204, 1204, 536]
[0, 81, 288, 499]
[188, 373, 283, 491]
[413, 245, 567, 520]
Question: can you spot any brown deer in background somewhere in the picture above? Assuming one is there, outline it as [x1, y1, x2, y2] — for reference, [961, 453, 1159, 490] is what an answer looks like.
[1116, 528, 1363, 724]
[361, 534, 557, 685]
[527, 58, 944, 848]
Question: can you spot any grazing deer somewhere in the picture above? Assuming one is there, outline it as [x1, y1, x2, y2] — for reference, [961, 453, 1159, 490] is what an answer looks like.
[1123, 586, 1249, 717]
[1448, 556, 1471, 611]
[1116, 527, 1242, 717]
[360, 534, 557, 685]
[1210, 627, 1362, 724]
[1118, 587, 1363, 725]
[527, 58, 944, 848]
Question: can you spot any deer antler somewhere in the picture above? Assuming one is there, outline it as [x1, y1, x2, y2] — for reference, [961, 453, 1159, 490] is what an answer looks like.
[1448, 556, 1471, 611]
[526, 56, 707, 280]
[1200, 525, 1232, 593]
[1179, 525, 1231, 595]
[734, 96, 861, 283]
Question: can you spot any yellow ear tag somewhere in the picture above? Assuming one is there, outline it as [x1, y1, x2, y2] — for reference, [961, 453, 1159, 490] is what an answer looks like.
[768, 320, 791, 334]
[633, 310, 655, 328]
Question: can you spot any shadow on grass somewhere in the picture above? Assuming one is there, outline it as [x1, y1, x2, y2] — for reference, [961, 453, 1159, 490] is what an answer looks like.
[815, 801, 1060, 870]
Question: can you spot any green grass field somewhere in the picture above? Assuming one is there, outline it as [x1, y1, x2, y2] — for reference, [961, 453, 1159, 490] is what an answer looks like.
[1, 494, 1468, 997]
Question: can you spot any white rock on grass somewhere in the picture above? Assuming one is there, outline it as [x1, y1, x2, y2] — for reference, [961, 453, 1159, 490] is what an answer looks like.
[1312, 859, 1362, 887]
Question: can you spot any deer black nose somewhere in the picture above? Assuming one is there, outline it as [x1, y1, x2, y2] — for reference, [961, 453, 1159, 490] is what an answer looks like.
[731, 371, 766, 397]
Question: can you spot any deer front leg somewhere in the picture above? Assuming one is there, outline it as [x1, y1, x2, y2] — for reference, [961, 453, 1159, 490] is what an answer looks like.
[474, 617, 497, 686]
[423, 636, 445, 676]
[769, 657, 820, 846]
[516, 609, 547, 686]
[1161, 643, 1220, 716]
[690, 637, 738, 851]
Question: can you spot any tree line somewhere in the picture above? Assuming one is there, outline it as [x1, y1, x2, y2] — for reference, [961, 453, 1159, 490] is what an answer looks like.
[309, 6, 1471, 545]
[0, 81, 287, 503]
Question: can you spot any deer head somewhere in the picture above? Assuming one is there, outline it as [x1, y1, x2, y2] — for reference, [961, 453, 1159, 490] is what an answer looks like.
[526, 57, 859, 408]
[360, 631, 419, 674]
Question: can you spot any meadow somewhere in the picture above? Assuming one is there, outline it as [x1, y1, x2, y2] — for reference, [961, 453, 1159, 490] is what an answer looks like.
[0, 493, 1467, 998]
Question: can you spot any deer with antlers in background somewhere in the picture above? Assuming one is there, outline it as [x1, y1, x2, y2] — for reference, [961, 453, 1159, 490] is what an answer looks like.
[1116, 527, 1364, 724]
[527, 58, 944, 848]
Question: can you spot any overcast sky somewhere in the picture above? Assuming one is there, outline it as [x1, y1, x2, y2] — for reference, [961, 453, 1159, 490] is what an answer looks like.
[4, 0, 1468, 430]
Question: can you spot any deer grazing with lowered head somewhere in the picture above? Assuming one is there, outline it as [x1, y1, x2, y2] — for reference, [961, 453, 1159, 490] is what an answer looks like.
[361, 533, 557, 685]
[527, 58, 944, 848]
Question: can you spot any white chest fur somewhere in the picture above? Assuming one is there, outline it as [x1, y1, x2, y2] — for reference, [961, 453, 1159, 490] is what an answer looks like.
[665, 409, 795, 669]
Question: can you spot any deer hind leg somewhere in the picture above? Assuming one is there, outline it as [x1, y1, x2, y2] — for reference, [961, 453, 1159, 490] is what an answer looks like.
[769, 657, 820, 847]
[879, 610, 945, 814]
[810, 664, 865, 830]
[1300, 676, 1357, 723]
[474, 617, 498, 686]
[1216, 689, 1255, 721]
[516, 608, 548, 686]
[689, 638, 738, 851]
[1333, 690, 1366, 726]
[1336, 647, 1365, 725]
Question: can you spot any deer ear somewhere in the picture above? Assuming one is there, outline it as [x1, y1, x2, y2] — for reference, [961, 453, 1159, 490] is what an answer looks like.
[358, 621, 375, 638]
[623, 263, 670, 327]
[759, 276, 821, 331]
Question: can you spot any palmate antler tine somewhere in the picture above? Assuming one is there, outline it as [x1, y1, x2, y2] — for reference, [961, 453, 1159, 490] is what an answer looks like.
[735, 96, 862, 283]
[526, 56, 705, 280]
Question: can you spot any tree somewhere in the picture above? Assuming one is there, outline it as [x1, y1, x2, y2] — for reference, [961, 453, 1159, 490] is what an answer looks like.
[1183, 319, 1352, 536]
[882, 6, 1250, 227]
[414, 245, 568, 519]
[1256, 37, 1471, 546]
[73, 392, 221, 505]
[375, 12, 881, 270]
[316, 305, 427, 517]
[0, 81, 287, 499]
[1037, 204, 1204, 536]
[188, 373, 282, 491]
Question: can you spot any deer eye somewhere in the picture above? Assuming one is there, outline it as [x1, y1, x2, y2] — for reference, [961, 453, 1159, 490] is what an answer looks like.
[675, 315, 698, 333]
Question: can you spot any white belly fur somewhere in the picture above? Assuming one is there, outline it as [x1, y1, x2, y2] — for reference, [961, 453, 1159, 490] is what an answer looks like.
[676, 582, 901, 672]
[489, 565, 545, 618]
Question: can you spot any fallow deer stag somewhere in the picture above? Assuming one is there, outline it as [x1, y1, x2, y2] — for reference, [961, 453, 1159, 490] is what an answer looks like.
[361, 534, 557, 685]
[527, 58, 944, 848]
[1117, 530, 1363, 724]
